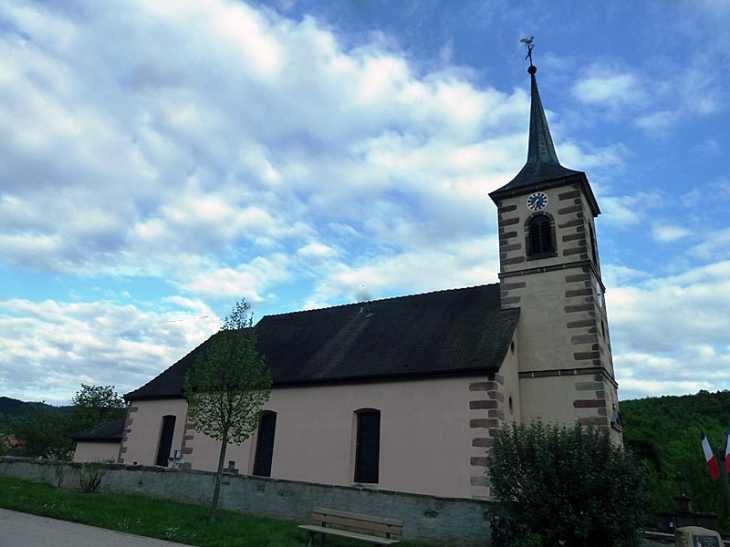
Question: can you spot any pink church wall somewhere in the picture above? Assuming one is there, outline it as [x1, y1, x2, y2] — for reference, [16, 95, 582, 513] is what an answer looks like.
[121, 374, 497, 499]
[73, 441, 120, 463]
[121, 399, 189, 467]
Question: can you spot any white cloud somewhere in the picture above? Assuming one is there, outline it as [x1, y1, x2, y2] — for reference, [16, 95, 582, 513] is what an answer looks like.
[572, 71, 646, 110]
[651, 222, 692, 244]
[0, 297, 220, 404]
[692, 138, 721, 156]
[635, 110, 679, 134]
[303, 236, 500, 309]
[1, 0, 729, 405]
[609, 261, 730, 399]
[681, 178, 730, 207]
[180, 254, 294, 303]
[597, 192, 661, 228]
[0, 0, 520, 287]
[689, 227, 730, 260]
[296, 242, 340, 259]
[557, 141, 626, 174]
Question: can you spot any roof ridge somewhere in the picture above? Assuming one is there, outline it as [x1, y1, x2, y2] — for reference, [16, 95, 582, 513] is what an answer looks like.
[260, 282, 500, 319]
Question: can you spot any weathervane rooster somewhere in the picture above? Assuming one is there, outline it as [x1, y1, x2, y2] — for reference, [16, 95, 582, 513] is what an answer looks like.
[520, 36, 535, 66]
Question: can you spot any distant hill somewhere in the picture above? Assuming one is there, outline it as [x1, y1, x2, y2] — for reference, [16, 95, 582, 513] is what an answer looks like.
[622, 389, 730, 451]
[0, 397, 70, 422]
[0, 397, 37, 420]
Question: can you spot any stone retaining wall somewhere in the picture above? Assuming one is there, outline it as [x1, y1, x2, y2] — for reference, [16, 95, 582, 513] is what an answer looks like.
[0, 457, 494, 546]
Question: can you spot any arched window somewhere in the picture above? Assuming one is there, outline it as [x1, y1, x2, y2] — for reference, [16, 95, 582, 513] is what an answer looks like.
[252, 411, 277, 477]
[354, 409, 380, 484]
[526, 214, 555, 258]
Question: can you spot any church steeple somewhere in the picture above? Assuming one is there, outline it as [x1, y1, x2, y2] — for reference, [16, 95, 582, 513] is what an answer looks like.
[490, 61, 599, 217]
[486, 41, 620, 441]
[502, 65, 581, 191]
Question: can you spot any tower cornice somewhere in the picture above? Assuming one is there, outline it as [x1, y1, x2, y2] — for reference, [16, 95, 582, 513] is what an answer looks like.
[492, 172, 600, 217]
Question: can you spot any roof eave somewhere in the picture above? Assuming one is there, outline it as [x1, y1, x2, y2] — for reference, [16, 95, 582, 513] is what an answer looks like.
[256, 366, 507, 389]
[490, 172, 600, 217]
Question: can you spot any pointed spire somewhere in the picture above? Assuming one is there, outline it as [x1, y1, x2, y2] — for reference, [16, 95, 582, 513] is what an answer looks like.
[490, 42, 599, 215]
[524, 64, 567, 174]
[491, 63, 580, 196]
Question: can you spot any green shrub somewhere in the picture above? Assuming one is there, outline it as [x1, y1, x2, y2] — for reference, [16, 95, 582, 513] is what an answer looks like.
[78, 461, 108, 493]
[488, 421, 648, 547]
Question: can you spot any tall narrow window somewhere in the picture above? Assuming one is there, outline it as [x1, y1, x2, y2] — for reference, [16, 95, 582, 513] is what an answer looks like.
[354, 410, 380, 484]
[155, 415, 176, 467]
[252, 411, 277, 477]
[527, 214, 555, 258]
[588, 223, 598, 265]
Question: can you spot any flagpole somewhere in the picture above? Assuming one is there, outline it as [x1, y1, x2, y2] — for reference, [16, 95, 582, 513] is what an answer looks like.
[719, 452, 730, 518]
[699, 428, 730, 518]
[722, 444, 730, 518]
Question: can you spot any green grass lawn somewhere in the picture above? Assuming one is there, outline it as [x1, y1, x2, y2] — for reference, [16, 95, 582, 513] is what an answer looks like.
[0, 475, 439, 547]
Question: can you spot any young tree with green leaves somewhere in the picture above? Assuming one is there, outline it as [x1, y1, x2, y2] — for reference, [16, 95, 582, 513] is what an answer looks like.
[10, 403, 72, 459]
[69, 384, 126, 434]
[488, 421, 648, 547]
[184, 299, 272, 523]
[7, 385, 126, 461]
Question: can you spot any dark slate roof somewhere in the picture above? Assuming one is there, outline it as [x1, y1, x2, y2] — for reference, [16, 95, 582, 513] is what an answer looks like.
[490, 66, 599, 216]
[125, 284, 519, 401]
[71, 417, 125, 443]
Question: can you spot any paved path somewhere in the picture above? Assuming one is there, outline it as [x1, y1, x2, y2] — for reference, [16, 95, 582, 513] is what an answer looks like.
[0, 508, 191, 547]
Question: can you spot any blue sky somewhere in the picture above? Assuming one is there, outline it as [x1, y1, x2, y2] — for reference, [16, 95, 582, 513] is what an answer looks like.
[1, 0, 729, 405]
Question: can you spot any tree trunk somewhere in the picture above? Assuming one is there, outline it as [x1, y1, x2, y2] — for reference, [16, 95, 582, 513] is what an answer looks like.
[209, 430, 229, 523]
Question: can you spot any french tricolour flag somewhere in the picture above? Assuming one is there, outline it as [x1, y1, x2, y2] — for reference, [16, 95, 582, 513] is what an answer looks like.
[725, 428, 730, 474]
[701, 432, 720, 480]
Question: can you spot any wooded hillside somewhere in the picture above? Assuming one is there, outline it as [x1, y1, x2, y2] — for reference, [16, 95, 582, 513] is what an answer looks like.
[0, 397, 68, 422]
[621, 390, 730, 527]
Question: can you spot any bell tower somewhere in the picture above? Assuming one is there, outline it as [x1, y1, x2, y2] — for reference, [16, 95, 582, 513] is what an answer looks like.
[489, 56, 621, 440]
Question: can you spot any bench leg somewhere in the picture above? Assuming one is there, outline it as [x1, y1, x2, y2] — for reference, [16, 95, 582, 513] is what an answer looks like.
[307, 531, 328, 546]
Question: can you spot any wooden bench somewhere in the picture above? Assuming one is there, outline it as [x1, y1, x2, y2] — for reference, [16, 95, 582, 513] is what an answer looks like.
[298, 507, 403, 546]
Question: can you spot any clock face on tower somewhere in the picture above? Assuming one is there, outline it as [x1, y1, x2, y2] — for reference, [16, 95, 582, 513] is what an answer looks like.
[526, 191, 548, 211]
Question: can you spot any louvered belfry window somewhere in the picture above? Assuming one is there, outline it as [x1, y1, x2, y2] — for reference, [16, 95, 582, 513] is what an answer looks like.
[528, 215, 555, 257]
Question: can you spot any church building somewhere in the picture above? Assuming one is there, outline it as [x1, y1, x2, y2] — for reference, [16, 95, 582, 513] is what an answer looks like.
[87, 62, 621, 500]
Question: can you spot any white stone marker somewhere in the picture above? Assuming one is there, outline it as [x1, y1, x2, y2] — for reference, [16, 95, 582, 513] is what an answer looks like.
[675, 526, 723, 547]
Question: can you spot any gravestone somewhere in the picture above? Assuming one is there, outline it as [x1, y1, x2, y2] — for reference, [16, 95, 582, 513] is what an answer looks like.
[675, 526, 723, 547]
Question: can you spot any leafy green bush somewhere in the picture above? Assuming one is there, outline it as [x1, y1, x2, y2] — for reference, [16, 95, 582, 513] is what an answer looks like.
[9, 402, 74, 459]
[488, 421, 648, 547]
[78, 460, 110, 493]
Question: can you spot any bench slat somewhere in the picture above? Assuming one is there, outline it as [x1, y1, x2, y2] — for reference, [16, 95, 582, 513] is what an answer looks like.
[299, 525, 400, 546]
[310, 515, 403, 536]
[301, 507, 404, 546]
[312, 507, 404, 528]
